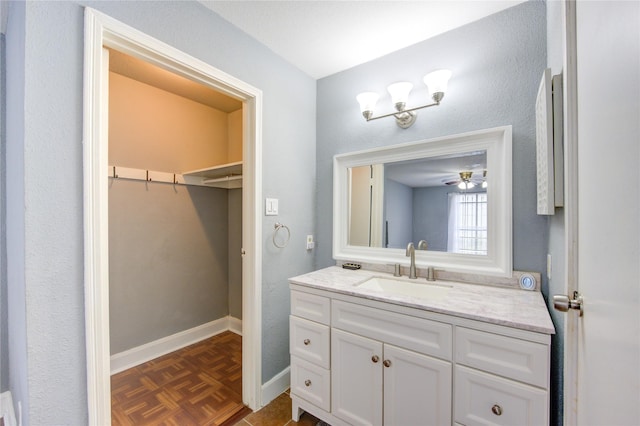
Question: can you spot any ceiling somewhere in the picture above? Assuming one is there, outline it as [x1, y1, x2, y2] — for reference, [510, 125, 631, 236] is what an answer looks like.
[385, 151, 487, 188]
[108, 48, 242, 112]
[200, 0, 527, 79]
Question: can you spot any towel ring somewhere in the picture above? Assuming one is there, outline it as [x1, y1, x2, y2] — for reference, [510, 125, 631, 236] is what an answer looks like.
[273, 222, 291, 248]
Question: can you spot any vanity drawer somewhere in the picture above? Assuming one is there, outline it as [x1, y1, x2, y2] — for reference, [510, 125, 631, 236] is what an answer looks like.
[290, 316, 330, 369]
[332, 300, 452, 360]
[455, 365, 548, 426]
[291, 290, 331, 325]
[291, 356, 331, 412]
[455, 327, 549, 388]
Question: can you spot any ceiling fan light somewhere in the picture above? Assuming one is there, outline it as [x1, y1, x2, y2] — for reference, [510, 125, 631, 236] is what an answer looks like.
[458, 180, 476, 189]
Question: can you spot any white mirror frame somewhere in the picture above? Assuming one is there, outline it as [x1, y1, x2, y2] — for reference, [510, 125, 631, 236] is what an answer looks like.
[333, 126, 513, 276]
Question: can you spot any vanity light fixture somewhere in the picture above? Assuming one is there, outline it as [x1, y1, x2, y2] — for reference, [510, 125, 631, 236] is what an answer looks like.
[481, 170, 488, 188]
[356, 69, 452, 129]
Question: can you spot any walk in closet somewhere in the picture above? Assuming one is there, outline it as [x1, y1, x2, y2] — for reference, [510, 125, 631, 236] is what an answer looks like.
[107, 48, 244, 372]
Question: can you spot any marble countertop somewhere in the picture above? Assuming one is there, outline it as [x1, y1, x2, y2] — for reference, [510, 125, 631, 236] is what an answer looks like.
[289, 266, 555, 334]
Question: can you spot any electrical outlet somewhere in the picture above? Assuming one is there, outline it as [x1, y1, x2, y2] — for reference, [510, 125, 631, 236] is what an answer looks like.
[306, 235, 315, 250]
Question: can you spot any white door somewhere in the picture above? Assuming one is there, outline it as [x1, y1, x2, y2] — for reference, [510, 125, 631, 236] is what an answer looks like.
[331, 329, 383, 426]
[563, 1, 640, 424]
[348, 165, 384, 247]
[383, 344, 451, 426]
[349, 166, 374, 246]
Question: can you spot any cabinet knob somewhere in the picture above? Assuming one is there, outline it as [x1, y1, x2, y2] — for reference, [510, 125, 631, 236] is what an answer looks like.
[371, 355, 380, 363]
[303, 338, 310, 345]
[304, 379, 311, 387]
[491, 404, 503, 416]
[383, 359, 391, 368]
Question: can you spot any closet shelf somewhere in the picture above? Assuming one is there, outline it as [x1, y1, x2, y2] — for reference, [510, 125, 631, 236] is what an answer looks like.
[183, 161, 243, 189]
[108, 161, 243, 189]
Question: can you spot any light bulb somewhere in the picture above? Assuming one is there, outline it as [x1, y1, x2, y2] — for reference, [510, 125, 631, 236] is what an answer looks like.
[387, 82, 413, 111]
[423, 69, 452, 102]
[356, 92, 380, 120]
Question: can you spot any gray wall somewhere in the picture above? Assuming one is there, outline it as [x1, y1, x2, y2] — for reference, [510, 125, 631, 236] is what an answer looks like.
[383, 178, 412, 249]
[317, 1, 548, 278]
[316, 2, 556, 423]
[412, 186, 451, 251]
[545, 0, 566, 424]
[109, 180, 234, 354]
[4, 1, 315, 423]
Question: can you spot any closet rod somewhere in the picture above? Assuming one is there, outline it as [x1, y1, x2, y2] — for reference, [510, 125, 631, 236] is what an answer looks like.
[202, 175, 242, 185]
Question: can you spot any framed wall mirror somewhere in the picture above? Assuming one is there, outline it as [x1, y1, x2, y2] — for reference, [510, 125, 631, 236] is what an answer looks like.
[333, 126, 513, 276]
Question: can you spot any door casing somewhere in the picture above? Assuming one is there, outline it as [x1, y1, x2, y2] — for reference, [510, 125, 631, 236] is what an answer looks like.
[83, 8, 263, 424]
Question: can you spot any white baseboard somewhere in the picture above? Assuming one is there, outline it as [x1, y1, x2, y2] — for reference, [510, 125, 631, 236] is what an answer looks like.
[110, 316, 242, 375]
[261, 366, 290, 407]
[229, 316, 242, 335]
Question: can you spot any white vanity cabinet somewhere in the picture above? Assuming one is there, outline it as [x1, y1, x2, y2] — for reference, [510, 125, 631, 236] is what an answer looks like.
[331, 330, 452, 425]
[454, 327, 550, 425]
[289, 291, 331, 412]
[289, 278, 553, 426]
[330, 301, 452, 426]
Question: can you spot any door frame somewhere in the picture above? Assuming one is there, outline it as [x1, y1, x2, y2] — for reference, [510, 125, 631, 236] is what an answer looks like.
[82, 8, 263, 424]
[561, 0, 579, 423]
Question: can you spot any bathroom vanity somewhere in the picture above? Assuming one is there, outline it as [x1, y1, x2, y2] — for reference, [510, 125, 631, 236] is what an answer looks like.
[288, 266, 555, 426]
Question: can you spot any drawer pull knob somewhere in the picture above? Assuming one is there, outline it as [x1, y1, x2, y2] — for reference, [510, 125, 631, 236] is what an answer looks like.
[304, 379, 311, 387]
[383, 359, 392, 367]
[371, 355, 380, 363]
[491, 404, 503, 416]
[303, 338, 310, 345]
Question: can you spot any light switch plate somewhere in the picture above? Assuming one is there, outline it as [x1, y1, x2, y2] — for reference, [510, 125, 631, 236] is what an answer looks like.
[265, 198, 278, 216]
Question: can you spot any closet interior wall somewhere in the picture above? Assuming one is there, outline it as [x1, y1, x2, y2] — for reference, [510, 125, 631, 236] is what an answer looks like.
[107, 52, 243, 358]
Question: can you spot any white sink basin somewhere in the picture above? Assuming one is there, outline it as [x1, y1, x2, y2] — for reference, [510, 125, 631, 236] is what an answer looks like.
[356, 276, 451, 300]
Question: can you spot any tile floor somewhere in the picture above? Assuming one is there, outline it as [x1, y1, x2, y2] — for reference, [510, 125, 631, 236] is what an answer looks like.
[233, 390, 320, 426]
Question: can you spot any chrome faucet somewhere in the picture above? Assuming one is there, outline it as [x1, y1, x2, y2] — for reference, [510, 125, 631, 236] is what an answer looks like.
[406, 242, 417, 279]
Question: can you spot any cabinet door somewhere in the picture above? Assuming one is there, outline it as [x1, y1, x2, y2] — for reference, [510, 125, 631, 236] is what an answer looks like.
[383, 344, 452, 426]
[332, 329, 383, 426]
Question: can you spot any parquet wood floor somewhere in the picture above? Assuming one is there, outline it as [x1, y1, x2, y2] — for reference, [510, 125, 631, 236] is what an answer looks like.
[111, 331, 252, 426]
